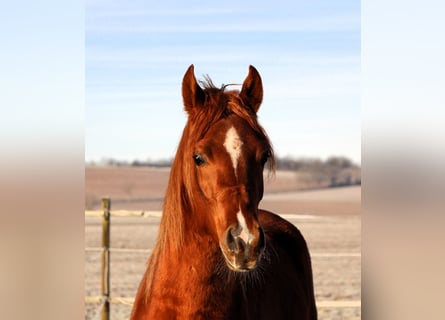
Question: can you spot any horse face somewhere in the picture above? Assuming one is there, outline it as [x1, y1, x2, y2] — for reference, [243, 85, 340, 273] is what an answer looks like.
[193, 117, 270, 271]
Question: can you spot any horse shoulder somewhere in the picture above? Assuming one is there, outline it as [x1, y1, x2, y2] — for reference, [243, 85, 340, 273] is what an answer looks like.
[258, 209, 309, 255]
[258, 209, 318, 320]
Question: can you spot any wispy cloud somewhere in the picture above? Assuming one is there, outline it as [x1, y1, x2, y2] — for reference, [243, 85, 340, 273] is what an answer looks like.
[88, 7, 245, 18]
[86, 48, 253, 65]
[87, 0, 359, 34]
[265, 72, 360, 98]
[87, 14, 359, 34]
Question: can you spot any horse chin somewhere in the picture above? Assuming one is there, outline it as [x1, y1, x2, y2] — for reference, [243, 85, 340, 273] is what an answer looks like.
[227, 262, 257, 273]
[220, 246, 261, 273]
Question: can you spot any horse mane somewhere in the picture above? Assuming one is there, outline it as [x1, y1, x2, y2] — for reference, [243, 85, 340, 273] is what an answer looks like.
[143, 76, 275, 299]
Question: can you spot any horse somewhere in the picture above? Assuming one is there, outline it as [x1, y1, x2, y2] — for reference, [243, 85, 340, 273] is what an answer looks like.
[130, 65, 317, 319]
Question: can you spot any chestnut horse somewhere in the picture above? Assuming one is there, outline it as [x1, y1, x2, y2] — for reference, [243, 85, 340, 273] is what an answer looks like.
[130, 65, 317, 319]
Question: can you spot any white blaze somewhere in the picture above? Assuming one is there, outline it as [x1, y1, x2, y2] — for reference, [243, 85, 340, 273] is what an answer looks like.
[225, 127, 252, 244]
[223, 126, 243, 175]
[236, 211, 253, 244]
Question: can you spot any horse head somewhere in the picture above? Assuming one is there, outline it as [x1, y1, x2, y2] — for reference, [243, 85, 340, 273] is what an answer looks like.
[181, 65, 273, 272]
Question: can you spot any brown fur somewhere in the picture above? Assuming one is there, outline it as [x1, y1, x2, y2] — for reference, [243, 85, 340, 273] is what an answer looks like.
[130, 65, 317, 319]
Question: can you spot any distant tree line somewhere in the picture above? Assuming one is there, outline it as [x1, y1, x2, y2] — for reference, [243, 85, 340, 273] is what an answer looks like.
[276, 156, 361, 188]
[87, 155, 360, 188]
[89, 158, 173, 168]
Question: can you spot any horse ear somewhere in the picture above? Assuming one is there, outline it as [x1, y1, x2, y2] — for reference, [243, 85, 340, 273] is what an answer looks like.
[240, 65, 263, 113]
[182, 64, 205, 114]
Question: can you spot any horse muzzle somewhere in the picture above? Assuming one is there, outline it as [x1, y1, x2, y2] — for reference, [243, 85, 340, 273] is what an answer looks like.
[220, 224, 266, 272]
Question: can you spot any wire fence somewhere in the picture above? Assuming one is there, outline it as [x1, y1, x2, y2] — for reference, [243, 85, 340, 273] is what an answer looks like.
[85, 198, 361, 320]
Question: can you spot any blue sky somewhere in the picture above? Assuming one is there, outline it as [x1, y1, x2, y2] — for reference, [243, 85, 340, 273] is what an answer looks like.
[86, 0, 360, 164]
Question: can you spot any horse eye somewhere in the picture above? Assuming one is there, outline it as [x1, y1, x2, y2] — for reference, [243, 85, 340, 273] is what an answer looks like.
[261, 151, 271, 165]
[193, 153, 206, 166]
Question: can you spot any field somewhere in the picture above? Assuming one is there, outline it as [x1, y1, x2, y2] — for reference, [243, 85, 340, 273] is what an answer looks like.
[85, 166, 361, 319]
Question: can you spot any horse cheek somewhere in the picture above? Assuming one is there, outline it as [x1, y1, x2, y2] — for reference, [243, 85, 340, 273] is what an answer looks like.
[196, 167, 216, 200]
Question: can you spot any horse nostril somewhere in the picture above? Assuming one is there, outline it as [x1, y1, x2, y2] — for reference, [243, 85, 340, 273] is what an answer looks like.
[226, 228, 237, 253]
[226, 227, 247, 254]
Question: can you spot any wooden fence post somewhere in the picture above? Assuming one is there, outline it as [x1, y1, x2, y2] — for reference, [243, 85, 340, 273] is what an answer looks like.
[101, 198, 111, 320]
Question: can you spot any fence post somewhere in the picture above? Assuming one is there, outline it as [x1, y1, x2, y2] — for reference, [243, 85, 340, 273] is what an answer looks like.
[101, 198, 111, 320]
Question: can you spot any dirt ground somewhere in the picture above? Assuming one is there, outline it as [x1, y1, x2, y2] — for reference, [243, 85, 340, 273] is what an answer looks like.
[85, 166, 361, 319]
